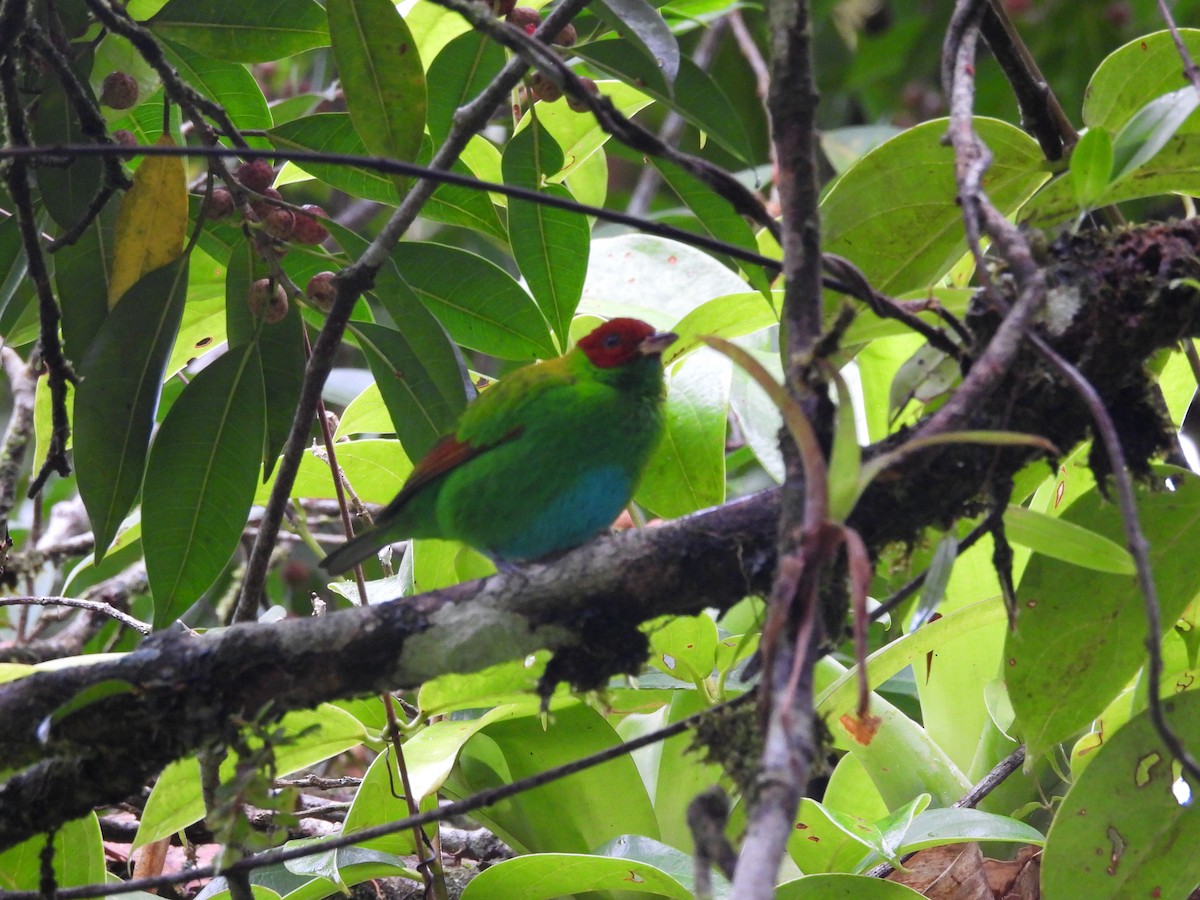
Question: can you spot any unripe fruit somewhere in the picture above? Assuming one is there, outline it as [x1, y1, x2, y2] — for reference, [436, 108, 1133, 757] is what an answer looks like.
[100, 72, 138, 109]
[506, 6, 540, 34]
[263, 206, 296, 240]
[566, 77, 598, 112]
[530, 72, 562, 103]
[292, 205, 330, 244]
[306, 271, 337, 312]
[553, 23, 576, 46]
[204, 188, 235, 220]
[111, 129, 138, 148]
[248, 278, 288, 324]
[237, 160, 275, 193]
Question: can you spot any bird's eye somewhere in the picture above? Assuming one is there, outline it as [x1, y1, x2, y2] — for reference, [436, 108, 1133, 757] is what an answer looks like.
[604, 334, 622, 349]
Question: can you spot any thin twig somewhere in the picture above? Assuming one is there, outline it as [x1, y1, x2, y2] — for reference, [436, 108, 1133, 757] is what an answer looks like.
[0, 348, 36, 531]
[0, 55, 76, 498]
[0, 596, 151, 635]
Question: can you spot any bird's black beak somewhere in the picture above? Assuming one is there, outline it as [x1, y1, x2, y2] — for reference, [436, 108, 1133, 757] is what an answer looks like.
[638, 330, 678, 357]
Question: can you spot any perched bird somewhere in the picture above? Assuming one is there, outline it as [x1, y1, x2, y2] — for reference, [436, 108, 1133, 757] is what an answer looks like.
[321, 317, 676, 572]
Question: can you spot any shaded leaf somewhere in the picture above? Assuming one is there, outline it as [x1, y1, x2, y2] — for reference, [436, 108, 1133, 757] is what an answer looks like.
[1008, 474, 1200, 760]
[589, 0, 679, 86]
[426, 29, 506, 145]
[75, 258, 189, 558]
[1043, 690, 1200, 900]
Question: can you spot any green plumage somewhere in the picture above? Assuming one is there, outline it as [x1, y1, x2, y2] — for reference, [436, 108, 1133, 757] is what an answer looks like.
[321, 318, 675, 571]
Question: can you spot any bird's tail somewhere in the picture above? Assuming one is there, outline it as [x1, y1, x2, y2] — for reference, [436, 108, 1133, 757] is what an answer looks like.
[320, 528, 386, 573]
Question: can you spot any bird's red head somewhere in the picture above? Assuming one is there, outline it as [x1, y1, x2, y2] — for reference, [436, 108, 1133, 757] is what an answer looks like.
[577, 318, 676, 369]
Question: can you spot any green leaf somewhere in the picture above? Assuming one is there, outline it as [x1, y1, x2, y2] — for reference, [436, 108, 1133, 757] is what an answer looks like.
[388, 242, 555, 360]
[134, 705, 368, 849]
[1042, 691, 1200, 900]
[1022, 132, 1200, 229]
[589, 0, 680, 87]
[1070, 127, 1114, 209]
[328, 0, 426, 165]
[822, 118, 1048, 295]
[161, 40, 272, 148]
[338, 750, 419, 856]
[271, 117, 506, 241]
[616, 691, 727, 852]
[56, 204, 116, 363]
[261, 438, 411, 506]
[827, 369, 862, 522]
[459, 850, 694, 900]
[576, 42, 754, 163]
[663, 292, 777, 367]
[1110, 87, 1200, 183]
[1008, 475, 1200, 761]
[636, 350, 729, 518]
[334, 383, 394, 437]
[0, 814, 105, 890]
[75, 258, 189, 558]
[417, 654, 548, 717]
[1083, 29, 1200, 133]
[502, 118, 590, 347]
[1004, 503, 1135, 575]
[645, 613, 718, 684]
[143, 341, 265, 627]
[426, 29, 506, 145]
[150, 0, 329, 62]
[651, 158, 772, 297]
[33, 49, 103, 232]
[348, 320, 470, 461]
[775, 873, 924, 899]
[444, 701, 658, 854]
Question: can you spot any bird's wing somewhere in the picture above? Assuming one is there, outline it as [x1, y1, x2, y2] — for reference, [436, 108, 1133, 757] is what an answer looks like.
[380, 426, 525, 519]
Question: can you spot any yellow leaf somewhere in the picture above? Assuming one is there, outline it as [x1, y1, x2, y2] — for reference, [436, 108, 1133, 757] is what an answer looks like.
[108, 135, 187, 307]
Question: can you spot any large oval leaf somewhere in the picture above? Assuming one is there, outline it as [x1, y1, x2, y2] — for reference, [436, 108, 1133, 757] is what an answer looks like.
[821, 118, 1047, 295]
[1008, 474, 1200, 761]
[388, 242, 555, 360]
[1042, 690, 1200, 900]
[75, 258, 189, 558]
[426, 29, 506, 145]
[328, 0, 425, 165]
[1083, 29, 1200, 133]
[142, 341, 265, 627]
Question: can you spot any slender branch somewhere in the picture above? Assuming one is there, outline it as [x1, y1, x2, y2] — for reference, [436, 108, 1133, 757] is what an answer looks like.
[0, 55, 76, 498]
[0, 348, 36, 531]
[0, 597, 151, 635]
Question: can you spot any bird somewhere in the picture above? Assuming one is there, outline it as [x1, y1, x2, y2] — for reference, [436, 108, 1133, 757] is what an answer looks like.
[321, 317, 677, 572]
